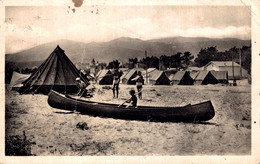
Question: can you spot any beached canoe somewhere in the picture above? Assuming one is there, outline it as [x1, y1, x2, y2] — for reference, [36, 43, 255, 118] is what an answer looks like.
[47, 90, 215, 122]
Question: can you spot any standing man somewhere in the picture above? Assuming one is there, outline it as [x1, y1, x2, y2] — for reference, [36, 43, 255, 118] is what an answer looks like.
[132, 71, 144, 99]
[112, 69, 122, 98]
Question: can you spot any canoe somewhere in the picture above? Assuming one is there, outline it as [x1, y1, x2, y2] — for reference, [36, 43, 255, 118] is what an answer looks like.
[47, 90, 215, 122]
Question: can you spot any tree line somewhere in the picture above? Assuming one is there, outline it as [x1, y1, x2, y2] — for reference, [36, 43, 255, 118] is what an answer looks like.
[194, 46, 251, 74]
[118, 45, 251, 74]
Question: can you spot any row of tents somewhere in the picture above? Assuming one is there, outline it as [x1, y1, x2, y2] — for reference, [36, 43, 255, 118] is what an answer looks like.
[95, 68, 229, 86]
[94, 68, 172, 85]
[8, 45, 229, 95]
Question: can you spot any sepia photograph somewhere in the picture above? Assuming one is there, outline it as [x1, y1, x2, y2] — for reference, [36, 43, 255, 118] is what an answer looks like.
[1, 0, 258, 163]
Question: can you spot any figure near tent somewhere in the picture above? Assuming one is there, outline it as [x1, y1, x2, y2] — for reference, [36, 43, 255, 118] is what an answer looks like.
[112, 69, 123, 98]
[76, 77, 95, 97]
[132, 71, 144, 99]
[76, 77, 87, 97]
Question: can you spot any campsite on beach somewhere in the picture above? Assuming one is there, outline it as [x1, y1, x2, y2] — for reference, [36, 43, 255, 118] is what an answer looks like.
[5, 44, 251, 155]
[5, 5, 252, 157]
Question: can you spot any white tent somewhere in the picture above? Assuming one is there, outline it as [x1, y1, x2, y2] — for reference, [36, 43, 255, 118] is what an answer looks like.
[9, 72, 31, 91]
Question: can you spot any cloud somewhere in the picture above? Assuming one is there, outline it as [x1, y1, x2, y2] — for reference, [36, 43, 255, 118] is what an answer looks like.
[176, 25, 251, 39]
[130, 25, 251, 40]
[6, 20, 251, 54]
[5, 6, 251, 53]
[54, 18, 154, 42]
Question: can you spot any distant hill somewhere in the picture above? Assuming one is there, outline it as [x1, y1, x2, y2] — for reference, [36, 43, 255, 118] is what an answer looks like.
[6, 37, 251, 68]
[148, 36, 251, 55]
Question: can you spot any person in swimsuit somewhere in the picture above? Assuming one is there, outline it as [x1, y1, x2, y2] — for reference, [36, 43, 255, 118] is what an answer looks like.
[132, 71, 144, 99]
[112, 69, 122, 98]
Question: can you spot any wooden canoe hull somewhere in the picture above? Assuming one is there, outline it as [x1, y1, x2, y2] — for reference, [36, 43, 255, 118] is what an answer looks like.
[47, 90, 215, 122]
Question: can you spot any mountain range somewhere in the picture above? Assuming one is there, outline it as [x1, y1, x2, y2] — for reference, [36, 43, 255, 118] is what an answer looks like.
[6, 37, 251, 68]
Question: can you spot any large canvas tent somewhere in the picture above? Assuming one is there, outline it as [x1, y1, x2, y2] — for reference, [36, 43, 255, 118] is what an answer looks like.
[210, 70, 229, 84]
[169, 71, 194, 85]
[96, 70, 113, 85]
[19, 45, 89, 94]
[9, 71, 31, 91]
[149, 70, 170, 85]
[194, 71, 218, 85]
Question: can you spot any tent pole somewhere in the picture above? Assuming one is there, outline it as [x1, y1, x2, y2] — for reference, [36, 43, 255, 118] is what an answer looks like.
[145, 50, 148, 85]
[232, 50, 234, 81]
[239, 48, 242, 80]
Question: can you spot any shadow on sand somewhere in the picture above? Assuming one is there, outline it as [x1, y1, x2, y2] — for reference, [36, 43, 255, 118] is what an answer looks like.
[53, 110, 220, 126]
[54, 111, 75, 114]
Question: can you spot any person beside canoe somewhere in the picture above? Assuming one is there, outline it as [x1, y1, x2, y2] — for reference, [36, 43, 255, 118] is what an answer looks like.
[131, 71, 144, 99]
[76, 77, 87, 97]
[112, 69, 123, 98]
[119, 89, 137, 108]
[85, 81, 96, 97]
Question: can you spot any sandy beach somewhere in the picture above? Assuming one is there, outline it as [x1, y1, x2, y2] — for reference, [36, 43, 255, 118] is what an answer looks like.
[5, 81, 251, 155]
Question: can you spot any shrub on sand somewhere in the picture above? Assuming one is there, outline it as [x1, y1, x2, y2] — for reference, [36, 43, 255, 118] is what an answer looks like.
[5, 131, 35, 156]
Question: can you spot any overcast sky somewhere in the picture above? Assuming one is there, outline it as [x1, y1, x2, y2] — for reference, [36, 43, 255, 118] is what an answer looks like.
[5, 6, 251, 53]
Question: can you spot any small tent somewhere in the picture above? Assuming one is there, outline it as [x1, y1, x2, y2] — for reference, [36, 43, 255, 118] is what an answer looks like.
[141, 68, 157, 84]
[141, 68, 157, 75]
[210, 71, 229, 84]
[141, 68, 157, 78]
[96, 70, 113, 85]
[19, 45, 89, 94]
[118, 68, 129, 79]
[186, 66, 204, 72]
[194, 71, 218, 85]
[190, 71, 200, 80]
[9, 72, 31, 91]
[149, 70, 170, 85]
[170, 71, 194, 85]
[122, 69, 138, 85]
[164, 68, 178, 77]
